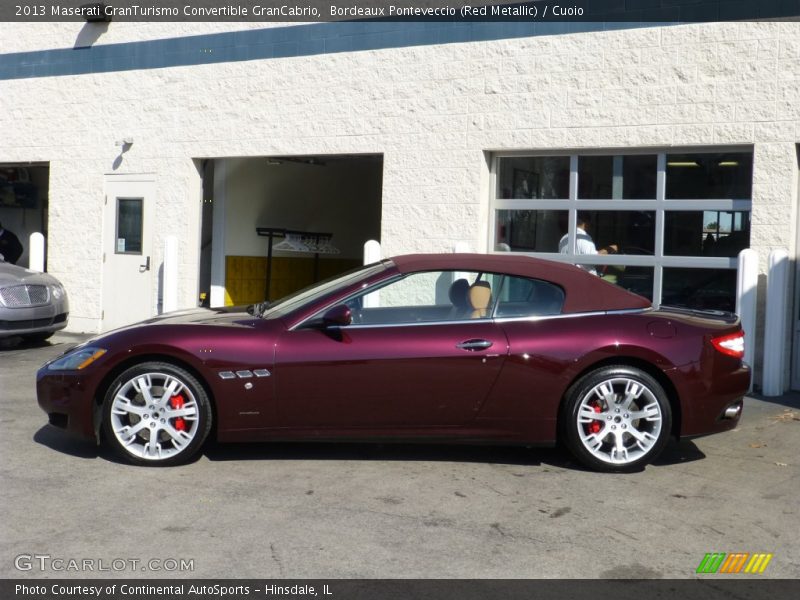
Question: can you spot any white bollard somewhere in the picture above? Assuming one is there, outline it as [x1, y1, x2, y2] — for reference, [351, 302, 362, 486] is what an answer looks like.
[210, 159, 227, 308]
[163, 235, 179, 314]
[363, 239, 381, 265]
[29, 232, 45, 272]
[362, 240, 381, 308]
[735, 249, 758, 391]
[762, 249, 789, 396]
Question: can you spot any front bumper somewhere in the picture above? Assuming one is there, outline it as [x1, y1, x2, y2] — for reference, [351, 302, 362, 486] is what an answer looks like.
[36, 368, 97, 441]
[0, 300, 69, 338]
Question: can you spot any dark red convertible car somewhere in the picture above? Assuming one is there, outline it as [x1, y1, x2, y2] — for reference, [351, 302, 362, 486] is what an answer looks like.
[37, 254, 749, 471]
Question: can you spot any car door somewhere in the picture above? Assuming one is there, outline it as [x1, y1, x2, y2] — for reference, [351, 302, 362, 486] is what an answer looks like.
[477, 275, 570, 439]
[273, 270, 509, 429]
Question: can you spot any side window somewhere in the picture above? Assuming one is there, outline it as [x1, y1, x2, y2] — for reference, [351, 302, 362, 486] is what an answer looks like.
[494, 276, 564, 318]
[345, 270, 496, 325]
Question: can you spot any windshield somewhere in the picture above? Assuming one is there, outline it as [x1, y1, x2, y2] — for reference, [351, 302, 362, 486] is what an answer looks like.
[259, 262, 389, 319]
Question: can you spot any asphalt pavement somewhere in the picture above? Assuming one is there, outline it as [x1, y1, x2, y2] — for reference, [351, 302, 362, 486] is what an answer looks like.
[1, 332, 798, 579]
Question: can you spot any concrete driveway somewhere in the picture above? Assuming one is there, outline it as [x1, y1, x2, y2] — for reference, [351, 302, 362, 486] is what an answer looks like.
[1, 333, 798, 579]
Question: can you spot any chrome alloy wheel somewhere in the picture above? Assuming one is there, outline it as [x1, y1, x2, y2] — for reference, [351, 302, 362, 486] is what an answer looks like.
[109, 372, 200, 461]
[576, 377, 663, 466]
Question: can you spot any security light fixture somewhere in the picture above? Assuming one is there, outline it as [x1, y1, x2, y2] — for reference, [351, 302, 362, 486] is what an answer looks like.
[115, 138, 133, 152]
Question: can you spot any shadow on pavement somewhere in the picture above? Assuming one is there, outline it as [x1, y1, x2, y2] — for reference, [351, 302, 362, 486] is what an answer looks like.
[33, 425, 101, 460]
[0, 331, 88, 352]
[201, 440, 700, 472]
[203, 440, 565, 467]
[0, 336, 51, 351]
[34, 425, 706, 471]
[651, 438, 706, 466]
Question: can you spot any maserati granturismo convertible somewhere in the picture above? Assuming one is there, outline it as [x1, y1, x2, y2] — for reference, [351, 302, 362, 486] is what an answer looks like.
[37, 253, 749, 471]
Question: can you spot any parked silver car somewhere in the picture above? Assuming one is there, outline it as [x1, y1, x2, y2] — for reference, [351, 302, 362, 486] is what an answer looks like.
[0, 260, 69, 342]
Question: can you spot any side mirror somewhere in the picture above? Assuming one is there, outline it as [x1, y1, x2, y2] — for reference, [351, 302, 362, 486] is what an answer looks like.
[321, 304, 352, 328]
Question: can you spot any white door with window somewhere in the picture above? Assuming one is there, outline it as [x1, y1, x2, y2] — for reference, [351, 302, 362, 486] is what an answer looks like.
[102, 175, 155, 331]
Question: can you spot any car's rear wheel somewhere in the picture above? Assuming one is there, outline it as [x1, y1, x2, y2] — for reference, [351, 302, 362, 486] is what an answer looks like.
[101, 362, 212, 466]
[562, 366, 671, 472]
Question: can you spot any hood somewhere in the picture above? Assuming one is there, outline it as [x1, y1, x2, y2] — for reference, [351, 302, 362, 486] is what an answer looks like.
[122, 306, 256, 329]
[0, 261, 60, 286]
[69, 307, 261, 352]
[44, 306, 267, 368]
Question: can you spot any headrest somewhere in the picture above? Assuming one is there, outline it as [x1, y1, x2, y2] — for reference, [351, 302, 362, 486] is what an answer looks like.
[448, 278, 471, 308]
[469, 281, 492, 313]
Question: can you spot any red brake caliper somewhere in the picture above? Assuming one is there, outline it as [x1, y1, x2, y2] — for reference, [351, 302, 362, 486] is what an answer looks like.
[587, 403, 602, 434]
[170, 394, 186, 431]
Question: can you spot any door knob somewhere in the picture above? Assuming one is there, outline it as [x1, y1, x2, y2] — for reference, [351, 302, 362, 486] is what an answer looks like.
[140, 256, 151, 271]
[456, 339, 493, 351]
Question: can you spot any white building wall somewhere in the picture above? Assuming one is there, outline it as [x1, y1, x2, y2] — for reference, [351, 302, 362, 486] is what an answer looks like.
[0, 21, 798, 337]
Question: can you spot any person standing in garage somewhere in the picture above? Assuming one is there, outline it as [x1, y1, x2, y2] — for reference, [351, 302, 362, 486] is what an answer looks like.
[0, 222, 23, 264]
[559, 214, 617, 276]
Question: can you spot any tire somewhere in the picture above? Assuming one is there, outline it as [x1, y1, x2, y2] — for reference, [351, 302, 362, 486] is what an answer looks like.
[101, 362, 212, 466]
[562, 366, 672, 472]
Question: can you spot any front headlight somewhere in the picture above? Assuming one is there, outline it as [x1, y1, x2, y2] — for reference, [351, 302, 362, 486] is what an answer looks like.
[50, 283, 66, 301]
[48, 347, 107, 371]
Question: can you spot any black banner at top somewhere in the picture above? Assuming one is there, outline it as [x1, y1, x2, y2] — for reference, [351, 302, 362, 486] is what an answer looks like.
[4, 0, 800, 22]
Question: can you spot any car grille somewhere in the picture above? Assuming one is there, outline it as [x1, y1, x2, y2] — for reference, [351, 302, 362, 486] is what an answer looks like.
[0, 284, 49, 307]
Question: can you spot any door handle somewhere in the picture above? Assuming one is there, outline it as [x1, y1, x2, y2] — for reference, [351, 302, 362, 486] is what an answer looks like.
[456, 339, 493, 351]
[140, 256, 151, 271]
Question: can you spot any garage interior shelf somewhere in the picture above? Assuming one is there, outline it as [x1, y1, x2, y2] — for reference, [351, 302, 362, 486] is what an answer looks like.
[256, 227, 340, 300]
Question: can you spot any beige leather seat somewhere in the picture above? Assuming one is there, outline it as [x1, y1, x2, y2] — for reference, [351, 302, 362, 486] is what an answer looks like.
[468, 281, 491, 318]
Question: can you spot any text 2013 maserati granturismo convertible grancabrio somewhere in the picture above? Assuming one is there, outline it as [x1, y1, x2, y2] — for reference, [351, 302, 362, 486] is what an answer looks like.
[37, 254, 749, 471]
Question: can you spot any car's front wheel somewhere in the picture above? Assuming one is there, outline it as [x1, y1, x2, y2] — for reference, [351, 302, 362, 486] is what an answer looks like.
[101, 362, 212, 466]
[562, 366, 672, 472]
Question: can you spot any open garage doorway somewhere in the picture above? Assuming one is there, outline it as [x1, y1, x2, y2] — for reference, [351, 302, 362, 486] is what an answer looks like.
[0, 163, 49, 270]
[198, 154, 383, 307]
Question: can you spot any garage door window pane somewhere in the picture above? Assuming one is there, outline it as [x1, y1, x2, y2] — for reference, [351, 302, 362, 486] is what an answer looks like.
[116, 198, 143, 254]
[497, 157, 569, 199]
[578, 155, 657, 199]
[666, 152, 753, 200]
[662, 268, 736, 312]
[610, 267, 653, 301]
[665, 211, 750, 257]
[496, 210, 567, 252]
[578, 211, 656, 255]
